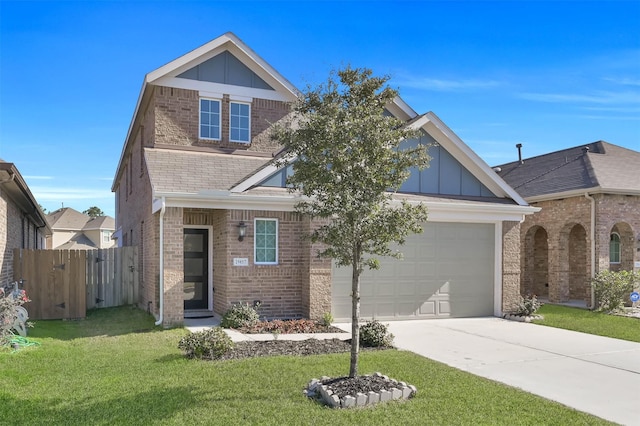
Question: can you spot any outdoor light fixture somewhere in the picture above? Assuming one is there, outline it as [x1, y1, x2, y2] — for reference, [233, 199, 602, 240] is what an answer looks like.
[238, 222, 247, 242]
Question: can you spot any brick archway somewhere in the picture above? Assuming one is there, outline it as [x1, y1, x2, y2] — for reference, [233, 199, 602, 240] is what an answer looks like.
[523, 225, 549, 298]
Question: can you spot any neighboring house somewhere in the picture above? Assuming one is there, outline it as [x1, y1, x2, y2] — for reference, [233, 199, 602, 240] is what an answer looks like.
[112, 32, 537, 326]
[46, 207, 116, 249]
[0, 160, 51, 286]
[496, 141, 640, 307]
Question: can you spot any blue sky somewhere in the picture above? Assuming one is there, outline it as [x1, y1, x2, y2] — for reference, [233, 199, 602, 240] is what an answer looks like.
[1, 1, 639, 218]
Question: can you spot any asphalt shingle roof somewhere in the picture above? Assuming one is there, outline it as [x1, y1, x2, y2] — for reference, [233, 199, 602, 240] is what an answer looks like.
[144, 148, 271, 193]
[495, 141, 640, 198]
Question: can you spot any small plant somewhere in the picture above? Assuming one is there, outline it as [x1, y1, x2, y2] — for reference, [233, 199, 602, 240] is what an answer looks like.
[177, 327, 233, 360]
[220, 302, 260, 329]
[359, 320, 394, 348]
[514, 294, 541, 317]
[592, 270, 640, 312]
[321, 312, 334, 327]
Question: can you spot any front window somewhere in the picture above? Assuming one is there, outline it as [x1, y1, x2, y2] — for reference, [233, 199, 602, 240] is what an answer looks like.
[610, 233, 621, 263]
[230, 102, 250, 143]
[254, 218, 278, 264]
[102, 231, 110, 243]
[200, 99, 221, 140]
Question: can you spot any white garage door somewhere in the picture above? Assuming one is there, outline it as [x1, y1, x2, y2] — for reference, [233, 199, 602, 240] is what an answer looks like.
[332, 222, 495, 321]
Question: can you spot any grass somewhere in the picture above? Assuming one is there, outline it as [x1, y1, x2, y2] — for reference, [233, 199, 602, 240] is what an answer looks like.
[534, 304, 640, 343]
[0, 306, 612, 425]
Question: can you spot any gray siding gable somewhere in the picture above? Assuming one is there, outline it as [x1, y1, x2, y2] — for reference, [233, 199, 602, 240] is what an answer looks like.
[257, 134, 496, 198]
[177, 51, 274, 90]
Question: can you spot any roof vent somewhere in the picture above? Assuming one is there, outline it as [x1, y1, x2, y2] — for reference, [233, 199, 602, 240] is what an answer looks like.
[516, 143, 524, 164]
[583, 146, 590, 153]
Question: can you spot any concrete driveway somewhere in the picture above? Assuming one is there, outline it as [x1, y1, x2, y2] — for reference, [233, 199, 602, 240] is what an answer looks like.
[379, 318, 640, 425]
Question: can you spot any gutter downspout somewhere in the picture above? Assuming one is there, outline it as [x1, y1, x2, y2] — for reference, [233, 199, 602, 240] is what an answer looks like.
[155, 197, 166, 326]
[585, 192, 596, 309]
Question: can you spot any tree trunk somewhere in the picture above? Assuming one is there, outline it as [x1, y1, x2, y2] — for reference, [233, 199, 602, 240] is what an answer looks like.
[349, 246, 361, 378]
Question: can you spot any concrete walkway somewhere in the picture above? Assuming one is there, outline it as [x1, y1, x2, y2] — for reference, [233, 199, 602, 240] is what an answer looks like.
[381, 318, 640, 426]
[184, 316, 640, 424]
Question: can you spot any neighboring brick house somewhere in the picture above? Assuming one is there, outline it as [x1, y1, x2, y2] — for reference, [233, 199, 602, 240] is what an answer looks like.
[46, 207, 116, 249]
[496, 142, 640, 307]
[0, 160, 51, 286]
[112, 32, 537, 326]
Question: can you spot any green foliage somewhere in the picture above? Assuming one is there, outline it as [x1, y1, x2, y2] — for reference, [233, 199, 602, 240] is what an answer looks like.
[271, 66, 429, 376]
[514, 294, 541, 316]
[592, 270, 640, 312]
[271, 66, 430, 270]
[177, 327, 233, 360]
[321, 312, 334, 327]
[83, 206, 105, 217]
[359, 320, 394, 347]
[220, 302, 260, 329]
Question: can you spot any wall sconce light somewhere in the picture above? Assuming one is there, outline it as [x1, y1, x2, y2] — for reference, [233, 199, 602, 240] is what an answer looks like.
[238, 221, 247, 242]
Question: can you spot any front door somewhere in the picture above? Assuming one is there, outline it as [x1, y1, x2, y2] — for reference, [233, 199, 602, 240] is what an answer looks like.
[184, 228, 209, 310]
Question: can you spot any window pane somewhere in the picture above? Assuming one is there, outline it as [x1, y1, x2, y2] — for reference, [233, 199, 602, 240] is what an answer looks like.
[265, 249, 276, 263]
[231, 115, 239, 127]
[201, 100, 209, 112]
[256, 220, 266, 234]
[200, 125, 209, 139]
[201, 113, 209, 125]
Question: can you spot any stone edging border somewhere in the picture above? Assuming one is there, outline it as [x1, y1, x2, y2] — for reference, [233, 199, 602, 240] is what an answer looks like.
[304, 372, 417, 409]
[503, 314, 544, 323]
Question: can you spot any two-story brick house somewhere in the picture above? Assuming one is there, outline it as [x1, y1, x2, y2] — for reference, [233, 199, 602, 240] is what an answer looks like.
[112, 32, 537, 327]
[496, 142, 640, 307]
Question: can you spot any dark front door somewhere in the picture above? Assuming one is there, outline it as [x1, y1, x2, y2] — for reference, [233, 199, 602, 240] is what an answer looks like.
[184, 228, 209, 310]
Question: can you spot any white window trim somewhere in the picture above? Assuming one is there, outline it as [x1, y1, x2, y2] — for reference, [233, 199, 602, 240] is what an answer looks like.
[229, 101, 251, 144]
[610, 232, 621, 264]
[254, 218, 278, 265]
[199, 98, 222, 141]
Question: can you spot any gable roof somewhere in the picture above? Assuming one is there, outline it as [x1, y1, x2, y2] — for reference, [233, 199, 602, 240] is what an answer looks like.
[56, 233, 98, 250]
[495, 141, 640, 200]
[231, 111, 529, 207]
[112, 32, 299, 192]
[47, 207, 115, 231]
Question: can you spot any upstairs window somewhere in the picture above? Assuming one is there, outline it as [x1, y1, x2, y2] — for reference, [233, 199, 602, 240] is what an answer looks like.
[254, 218, 278, 264]
[230, 102, 250, 143]
[102, 231, 111, 243]
[610, 233, 621, 263]
[200, 99, 221, 140]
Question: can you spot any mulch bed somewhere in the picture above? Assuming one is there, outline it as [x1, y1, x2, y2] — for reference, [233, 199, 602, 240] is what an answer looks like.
[320, 374, 399, 400]
[217, 338, 391, 361]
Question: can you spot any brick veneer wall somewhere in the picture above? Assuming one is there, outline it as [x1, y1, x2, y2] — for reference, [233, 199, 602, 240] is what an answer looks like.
[520, 193, 640, 305]
[153, 86, 290, 153]
[502, 221, 522, 313]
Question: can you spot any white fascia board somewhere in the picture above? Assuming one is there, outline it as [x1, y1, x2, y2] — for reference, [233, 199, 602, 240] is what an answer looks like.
[154, 76, 293, 102]
[151, 191, 299, 214]
[525, 186, 640, 203]
[387, 96, 418, 120]
[410, 112, 529, 206]
[146, 33, 299, 100]
[230, 153, 295, 193]
[413, 199, 539, 223]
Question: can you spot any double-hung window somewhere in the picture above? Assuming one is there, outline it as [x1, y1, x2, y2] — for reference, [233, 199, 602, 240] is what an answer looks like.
[230, 102, 250, 143]
[200, 98, 221, 140]
[254, 218, 278, 264]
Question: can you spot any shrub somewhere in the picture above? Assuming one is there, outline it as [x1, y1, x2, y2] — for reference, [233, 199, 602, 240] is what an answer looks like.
[592, 270, 640, 312]
[514, 294, 541, 316]
[359, 320, 394, 348]
[220, 302, 260, 329]
[178, 327, 233, 360]
[321, 312, 334, 327]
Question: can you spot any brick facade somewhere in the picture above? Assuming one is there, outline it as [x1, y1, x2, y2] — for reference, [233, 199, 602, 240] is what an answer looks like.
[520, 193, 640, 305]
[502, 221, 522, 313]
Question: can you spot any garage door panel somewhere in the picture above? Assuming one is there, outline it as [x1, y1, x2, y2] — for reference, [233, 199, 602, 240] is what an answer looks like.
[332, 222, 495, 321]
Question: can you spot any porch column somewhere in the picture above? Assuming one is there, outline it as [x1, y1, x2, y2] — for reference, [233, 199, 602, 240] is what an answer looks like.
[162, 206, 184, 326]
[301, 218, 332, 320]
[502, 221, 522, 313]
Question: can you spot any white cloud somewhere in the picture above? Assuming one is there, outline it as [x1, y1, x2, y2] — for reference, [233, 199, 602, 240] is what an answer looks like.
[518, 90, 640, 105]
[397, 76, 501, 92]
[30, 186, 113, 201]
[23, 175, 54, 180]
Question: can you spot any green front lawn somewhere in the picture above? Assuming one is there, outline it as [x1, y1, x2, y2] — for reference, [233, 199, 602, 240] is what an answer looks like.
[534, 304, 640, 343]
[0, 306, 611, 425]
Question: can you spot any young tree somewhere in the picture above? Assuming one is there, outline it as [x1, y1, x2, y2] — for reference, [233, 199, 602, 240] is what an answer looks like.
[272, 67, 430, 377]
[83, 206, 105, 218]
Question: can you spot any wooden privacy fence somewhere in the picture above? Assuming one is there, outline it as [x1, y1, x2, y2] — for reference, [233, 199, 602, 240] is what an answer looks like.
[13, 247, 138, 320]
